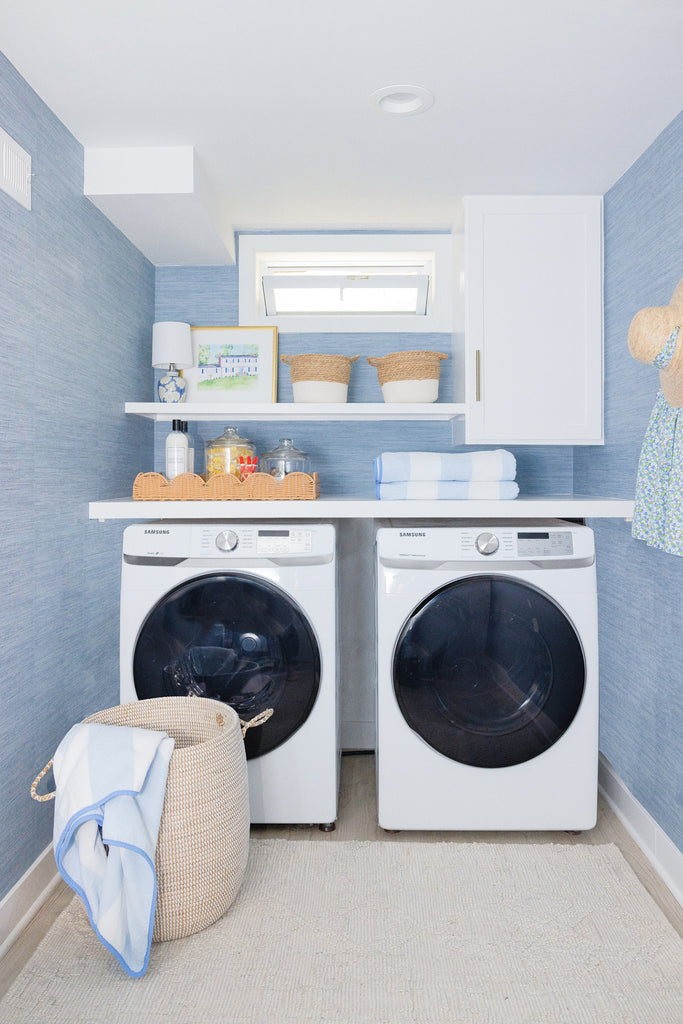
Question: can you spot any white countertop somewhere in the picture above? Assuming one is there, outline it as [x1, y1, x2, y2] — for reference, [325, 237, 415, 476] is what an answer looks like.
[89, 495, 634, 521]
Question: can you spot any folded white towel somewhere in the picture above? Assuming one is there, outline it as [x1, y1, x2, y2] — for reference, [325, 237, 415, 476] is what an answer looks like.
[53, 722, 175, 977]
[376, 480, 520, 500]
[374, 450, 517, 483]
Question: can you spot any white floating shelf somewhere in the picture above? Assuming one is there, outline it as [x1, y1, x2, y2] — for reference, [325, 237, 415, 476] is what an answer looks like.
[89, 495, 635, 522]
[125, 402, 466, 422]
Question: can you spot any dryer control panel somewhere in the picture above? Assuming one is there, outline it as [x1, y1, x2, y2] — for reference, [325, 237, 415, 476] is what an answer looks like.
[377, 523, 594, 566]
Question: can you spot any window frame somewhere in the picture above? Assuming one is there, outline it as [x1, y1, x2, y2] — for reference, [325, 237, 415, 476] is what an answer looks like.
[238, 233, 454, 333]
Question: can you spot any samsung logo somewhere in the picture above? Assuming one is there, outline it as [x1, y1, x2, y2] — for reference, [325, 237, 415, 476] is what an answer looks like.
[400, 531, 426, 537]
[144, 529, 170, 535]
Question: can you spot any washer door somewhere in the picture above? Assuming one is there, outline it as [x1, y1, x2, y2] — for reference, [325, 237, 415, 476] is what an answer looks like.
[133, 573, 320, 759]
[393, 575, 586, 768]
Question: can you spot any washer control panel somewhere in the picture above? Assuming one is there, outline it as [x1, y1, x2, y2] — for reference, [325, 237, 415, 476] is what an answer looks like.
[203, 526, 314, 556]
[122, 522, 334, 561]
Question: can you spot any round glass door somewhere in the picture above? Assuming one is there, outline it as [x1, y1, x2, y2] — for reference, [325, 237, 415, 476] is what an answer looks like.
[393, 575, 585, 768]
[133, 573, 320, 759]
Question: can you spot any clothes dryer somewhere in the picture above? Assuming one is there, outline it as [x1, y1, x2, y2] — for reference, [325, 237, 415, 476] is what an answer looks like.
[120, 521, 338, 828]
[376, 522, 599, 831]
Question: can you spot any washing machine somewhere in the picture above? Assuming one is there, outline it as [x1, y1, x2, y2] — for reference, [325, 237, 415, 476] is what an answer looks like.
[120, 521, 339, 828]
[376, 521, 599, 831]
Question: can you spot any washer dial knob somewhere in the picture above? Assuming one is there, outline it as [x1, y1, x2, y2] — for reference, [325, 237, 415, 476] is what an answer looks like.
[475, 531, 499, 555]
[216, 529, 239, 552]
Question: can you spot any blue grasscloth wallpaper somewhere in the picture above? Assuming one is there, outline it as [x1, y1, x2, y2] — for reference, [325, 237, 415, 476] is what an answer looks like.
[574, 110, 683, 849]
[0, 52, 154, 900]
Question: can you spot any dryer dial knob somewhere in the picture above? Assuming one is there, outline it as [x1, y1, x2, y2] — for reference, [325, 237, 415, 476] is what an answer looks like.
[475, 531, 499, 555]
[216, 530, 239, 552]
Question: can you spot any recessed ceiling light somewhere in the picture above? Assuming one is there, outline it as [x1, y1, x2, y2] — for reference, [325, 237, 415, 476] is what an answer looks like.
[369, 85, 435, 117]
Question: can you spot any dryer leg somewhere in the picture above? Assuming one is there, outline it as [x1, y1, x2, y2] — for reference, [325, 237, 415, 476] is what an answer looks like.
[319, 822, 336, 832]
[564, 830, 583, 835]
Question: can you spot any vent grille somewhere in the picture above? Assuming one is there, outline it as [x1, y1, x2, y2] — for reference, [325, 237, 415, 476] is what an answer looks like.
[1, 127, 31, 210]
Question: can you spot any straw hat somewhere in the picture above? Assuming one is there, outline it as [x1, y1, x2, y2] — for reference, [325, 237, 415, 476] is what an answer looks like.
[628, 276, 683, 406]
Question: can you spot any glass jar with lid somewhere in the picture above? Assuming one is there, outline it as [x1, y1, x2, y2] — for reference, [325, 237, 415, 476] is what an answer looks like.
[259, 438, 311, 481]
[205, 425, 256, 480]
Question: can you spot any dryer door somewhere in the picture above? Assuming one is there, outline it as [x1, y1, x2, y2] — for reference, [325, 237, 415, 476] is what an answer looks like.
[393, 575, 585, 768]
[133, 573, 320, 760]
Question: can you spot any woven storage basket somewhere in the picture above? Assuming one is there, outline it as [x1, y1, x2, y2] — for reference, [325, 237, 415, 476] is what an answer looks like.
[281, 353, 359, 402]
[84, 697, 250, 943]
[367, 350, 449, 403]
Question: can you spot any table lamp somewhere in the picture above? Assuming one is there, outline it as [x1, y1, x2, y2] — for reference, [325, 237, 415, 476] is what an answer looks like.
[152, 321, 193, 402]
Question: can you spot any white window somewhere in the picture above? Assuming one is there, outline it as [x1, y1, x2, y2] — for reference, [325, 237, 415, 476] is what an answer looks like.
[238, 234, 455, 333]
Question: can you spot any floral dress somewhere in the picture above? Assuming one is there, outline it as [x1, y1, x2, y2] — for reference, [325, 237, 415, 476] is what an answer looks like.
[632, 326, 683, 556]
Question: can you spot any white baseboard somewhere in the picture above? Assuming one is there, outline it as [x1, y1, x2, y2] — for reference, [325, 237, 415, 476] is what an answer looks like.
[0, 844, 59, 959]
[599, 753, 682, 907]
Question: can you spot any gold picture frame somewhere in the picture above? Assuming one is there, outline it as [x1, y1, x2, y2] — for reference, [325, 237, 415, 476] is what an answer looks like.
[184, 326, 278, 403]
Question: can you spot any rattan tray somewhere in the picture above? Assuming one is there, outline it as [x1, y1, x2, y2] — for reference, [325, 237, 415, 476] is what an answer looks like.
[132, 471, 320, 501]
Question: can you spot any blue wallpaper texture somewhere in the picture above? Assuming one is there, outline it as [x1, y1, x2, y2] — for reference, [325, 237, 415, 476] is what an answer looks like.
[0, 52, 155, 900]
[155, 265, 573, 496]
[574, 110, 683, 849]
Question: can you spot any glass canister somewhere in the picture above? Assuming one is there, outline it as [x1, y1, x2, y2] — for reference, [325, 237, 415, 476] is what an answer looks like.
[259, 438, 311, 480]
[205, 425, 256, 480]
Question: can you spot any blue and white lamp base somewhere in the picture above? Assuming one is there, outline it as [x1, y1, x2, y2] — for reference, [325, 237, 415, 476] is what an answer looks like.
[157, 370, 188, 403]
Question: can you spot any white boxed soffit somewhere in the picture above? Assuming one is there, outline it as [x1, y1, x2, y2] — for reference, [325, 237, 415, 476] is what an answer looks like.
[84, 146, 235, 265]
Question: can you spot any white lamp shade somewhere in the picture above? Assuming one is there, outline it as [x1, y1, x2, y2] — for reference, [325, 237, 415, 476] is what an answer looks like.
[152, 322, 193, 369]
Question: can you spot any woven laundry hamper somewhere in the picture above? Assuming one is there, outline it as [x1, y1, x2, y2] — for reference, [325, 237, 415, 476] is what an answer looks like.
[367, 350, 448, 403]
[83, 696, 252, 942]
[281, 353, 358, 402]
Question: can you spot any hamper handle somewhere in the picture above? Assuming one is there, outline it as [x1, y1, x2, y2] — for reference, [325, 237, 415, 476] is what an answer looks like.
[366, 356, 382, 367]
[31, 759, 55, 802]
[240, 708, 274, 738]
[32, 709, 277, 797]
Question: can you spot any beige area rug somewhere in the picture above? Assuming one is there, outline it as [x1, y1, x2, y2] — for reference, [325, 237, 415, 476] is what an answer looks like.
[1, 840, 681, 1024]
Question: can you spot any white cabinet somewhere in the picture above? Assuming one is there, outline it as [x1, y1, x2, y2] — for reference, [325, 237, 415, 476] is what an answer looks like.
[464, 196, 603, 445]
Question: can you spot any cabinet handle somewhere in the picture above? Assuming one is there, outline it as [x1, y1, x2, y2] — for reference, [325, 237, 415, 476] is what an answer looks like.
[475, 350, 481, 402]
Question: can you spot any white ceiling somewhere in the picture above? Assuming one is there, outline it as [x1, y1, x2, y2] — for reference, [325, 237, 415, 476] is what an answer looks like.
[2, 0, 682, 264]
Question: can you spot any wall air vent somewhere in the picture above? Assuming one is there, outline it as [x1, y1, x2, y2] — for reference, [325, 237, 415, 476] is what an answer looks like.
[0, 127, 31, 211]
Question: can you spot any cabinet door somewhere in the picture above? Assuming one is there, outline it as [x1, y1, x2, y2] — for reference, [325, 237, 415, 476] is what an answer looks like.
[465, 196, 603, 445]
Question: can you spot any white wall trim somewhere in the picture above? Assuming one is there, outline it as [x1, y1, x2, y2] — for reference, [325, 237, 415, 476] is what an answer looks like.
[0, 844, 59, 959]
[598, 753, 682, 907]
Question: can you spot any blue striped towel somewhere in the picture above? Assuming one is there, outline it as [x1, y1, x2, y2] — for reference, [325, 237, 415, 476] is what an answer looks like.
[52, 722, 175, 977]
[374, 450, 517, 483]
[376, 480, 520, 500]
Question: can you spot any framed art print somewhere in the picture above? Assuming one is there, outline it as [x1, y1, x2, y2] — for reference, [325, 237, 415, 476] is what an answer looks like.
[184, 326, 278, 403]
